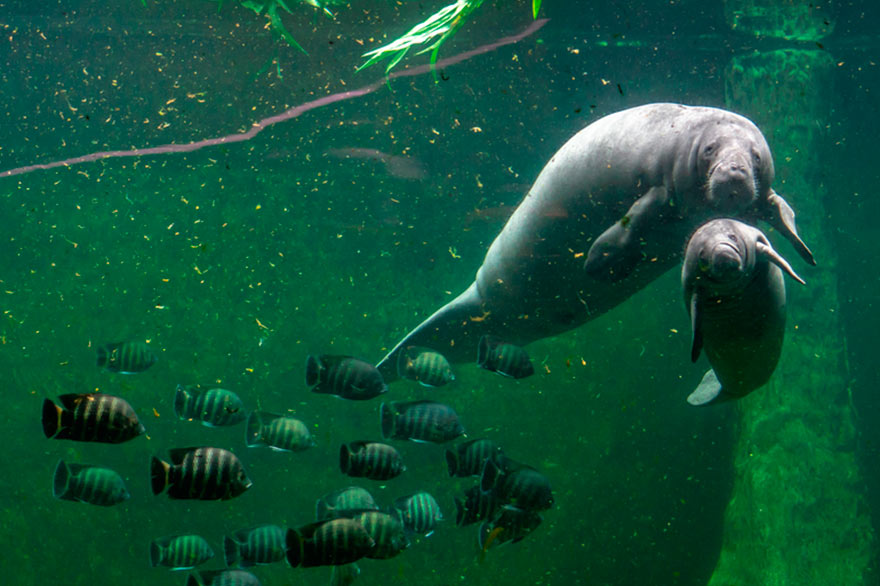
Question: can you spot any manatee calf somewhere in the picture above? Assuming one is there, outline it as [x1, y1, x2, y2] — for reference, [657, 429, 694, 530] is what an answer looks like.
[683, 218, 805, 405]
[377, 103, 814, 381]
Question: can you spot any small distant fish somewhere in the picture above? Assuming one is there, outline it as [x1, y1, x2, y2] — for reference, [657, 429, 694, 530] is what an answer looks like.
[150, 534, 215, 570]
[174, 384, 247, 427]
[224, 524, 286, 567]
[246, 411, 315, 452]
[481, 458, 554, 512]
[380, 400, 465, 444]
[96, 341, 157, 373]
[478, 507, 543, 551]
[286, 518, 376, 568]
[151, 447, 252, 500]
[397, 346, 455, 387]
[306, 355, 388, 400]
[42, 393, 145, 444]
[340, 441, 405, 480]
[446, 438, 505, 477]
[326, 147, 427, 181]
[346, 510, 410, 559]
[455, 484, 499, 527]
[53, 460, 129, 506]
[316, 486, 379, 521]
[186, 569, 261, 586]
[394, 491, 443, 536]
[476, 336, 534, 379]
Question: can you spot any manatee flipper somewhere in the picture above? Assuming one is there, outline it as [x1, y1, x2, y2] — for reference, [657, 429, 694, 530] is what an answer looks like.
[687, 369, 728, 406]
[689, 293, 703, 363]
[762, 190, 815, 266]
[584, 186, 670, 281]
[755, 240, 806, 285]
[376, 282, 486, 383]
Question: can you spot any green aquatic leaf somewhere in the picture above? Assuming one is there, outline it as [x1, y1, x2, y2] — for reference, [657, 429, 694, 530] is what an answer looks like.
[232, 0, 337, 53]
[533, 0, 542, 19]
[358, 0, 485, 74]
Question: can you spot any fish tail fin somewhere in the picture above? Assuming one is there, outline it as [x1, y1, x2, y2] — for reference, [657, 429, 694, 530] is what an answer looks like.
[150, 456, 171, 495]
[379, 402, 395, 440]
[480, 457, 502, 492]
[42, 398, 63, 439]
[173, 384, 189, 419]
[396, 349, 413, 380]
[149, 540, 163, 568]
[52, 460, 73, 500]
[95, 345, 108, 367]
[245, 411, 264, 447]
[305, 355, 322, 387]
[285, 528, 303, 568]
[454, 496, 467, 526]
[339, 444, 351, 474]
[445, 449, 458, 477]
[223, 535, 240, 567]
[330, 563, 361, 586]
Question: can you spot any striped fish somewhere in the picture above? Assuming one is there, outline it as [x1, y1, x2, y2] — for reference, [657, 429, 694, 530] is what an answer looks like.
[397, 346, 455, 387]
[286, 518, 375, 568]
[480, 457, 554, 512]
[223, 524, 286, 567]
[186, 569, 261, 586]
[245, 411, 314, 452]
[315, 486, 378, 521]
[478, 507, 543, 551]
[151, 447, 252, 500]
[394, 492, 443, 536]
[347, 510, 410, 559]
[446, 438, 505, 477]
[340, 441, 405, 480]
[455, 484, 499, 527]
[42, 393, 145, 444]
[174, 385, 247, 427]
[380, 400, 465, 444]
[306, 355, 387, 400]
[96, 341, 157, 374]
[53, 460, 129, 506]
[150, 534, 215, 570]
[476, 335, 534, 379]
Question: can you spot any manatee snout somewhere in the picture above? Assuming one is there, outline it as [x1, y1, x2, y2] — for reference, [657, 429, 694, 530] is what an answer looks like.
[708, 156, 757, 211]
[705, 241, 743, 281]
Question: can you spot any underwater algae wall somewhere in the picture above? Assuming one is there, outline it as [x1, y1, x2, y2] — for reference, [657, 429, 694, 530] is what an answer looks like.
[709, 2, 873, 584]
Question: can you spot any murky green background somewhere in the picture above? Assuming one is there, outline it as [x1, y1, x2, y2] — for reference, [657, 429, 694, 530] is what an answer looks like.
[0, 1, 877, 585]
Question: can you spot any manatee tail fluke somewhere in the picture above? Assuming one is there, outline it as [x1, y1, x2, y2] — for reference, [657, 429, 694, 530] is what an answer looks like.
[376, 283, 485, 383]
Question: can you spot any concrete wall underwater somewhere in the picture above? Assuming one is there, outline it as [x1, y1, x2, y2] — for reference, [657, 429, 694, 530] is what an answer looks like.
[709, 1, 874, 584]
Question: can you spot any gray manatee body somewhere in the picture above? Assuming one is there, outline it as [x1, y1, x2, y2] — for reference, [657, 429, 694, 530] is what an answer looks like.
[377, 103, 814, 381]
[683, 218, 805, 405]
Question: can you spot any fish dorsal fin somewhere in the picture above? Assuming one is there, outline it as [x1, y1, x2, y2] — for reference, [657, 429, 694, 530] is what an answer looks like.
[689, 293, 703, 363]
[756, 241, 805, 285]
[168, 447, 203, 465]
[58, 393, 90, 411]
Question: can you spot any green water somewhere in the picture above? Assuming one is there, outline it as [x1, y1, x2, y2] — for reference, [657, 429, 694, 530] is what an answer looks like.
[0, 1, 878, 585]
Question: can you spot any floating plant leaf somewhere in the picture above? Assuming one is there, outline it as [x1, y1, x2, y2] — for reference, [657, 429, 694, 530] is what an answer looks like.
[358, 0, 485, 75]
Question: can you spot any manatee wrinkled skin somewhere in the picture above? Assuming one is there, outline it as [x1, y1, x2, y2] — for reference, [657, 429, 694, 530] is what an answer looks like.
[377, 103, 814, 381]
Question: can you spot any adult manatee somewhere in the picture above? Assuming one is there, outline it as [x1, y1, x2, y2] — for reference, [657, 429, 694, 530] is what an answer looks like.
[377, 103, 814, 381]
